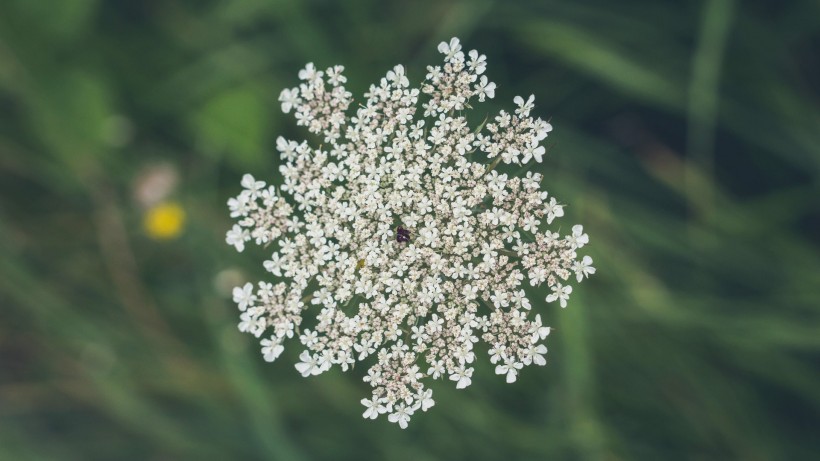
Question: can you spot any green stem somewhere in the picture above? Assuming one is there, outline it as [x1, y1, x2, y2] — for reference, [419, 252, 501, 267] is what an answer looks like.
[484, 156, 503, 175]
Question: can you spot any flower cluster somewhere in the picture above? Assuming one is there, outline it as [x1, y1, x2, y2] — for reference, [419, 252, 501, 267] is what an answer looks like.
[225, 37, 595, 428]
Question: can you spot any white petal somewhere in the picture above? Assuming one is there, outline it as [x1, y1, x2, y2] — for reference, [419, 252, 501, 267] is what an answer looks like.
[506, 369, 517, 383]
[263, 344, 284, 362]
[295, 362, 311, 377]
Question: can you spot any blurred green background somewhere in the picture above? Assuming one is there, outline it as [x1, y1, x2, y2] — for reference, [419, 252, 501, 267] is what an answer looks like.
[1, 0, 819, 460]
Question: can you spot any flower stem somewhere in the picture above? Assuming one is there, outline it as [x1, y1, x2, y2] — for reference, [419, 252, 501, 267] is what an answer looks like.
[485, 156, 503, 175]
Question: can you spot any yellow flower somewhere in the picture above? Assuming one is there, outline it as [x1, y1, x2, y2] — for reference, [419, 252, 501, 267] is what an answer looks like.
[143, 202, 186, 240]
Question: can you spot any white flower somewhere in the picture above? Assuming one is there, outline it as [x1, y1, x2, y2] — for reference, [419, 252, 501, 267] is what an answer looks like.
[241, 174, 265, 197]
[467, 50, 487, 74]
[546, 283, 573, 308]
[528, 266, 547, 286]
[437, 37, 463, 61]
[225, 224, 248, 252]
[489, 345, 506, 364]
[486, 170, 507, 191]
[535, 120, 553, 140]
[388, 403, 413, 429]
[569, 225, 589, 249]
[263, 253, 285, 276]
[278, 88, 300, 113]
[232, 282, 256, 310]
[486, 207, 503, 226]
[386, 64, 409, 87]
[450, 366, 473, 389]
[513, 94, 535, 116]
[495, 359, 523, 383]
[526, 344, 548, 366]
[530, 314, 551, 343]
[361, 398, 387, 420]
[327, 65, 347, 85]
[418, 388, 435, 411]
[298, 62, 322, 81]
[475, 75, 495, 101]
[521, 215, 539, 233]
[573, 255, 596, 282]
[462, 284, 478, 300]
[490, 290, 509, 308]
[261, 338, 284, 362]
[354, 342, 376, 360]
[521, 144, 546, 164]
[225, 37, 594, 427]
[511, 289, 531, 310]
[294, 350, 320, 377]
[427, 359, 445, 379]
[544, 197, 564, 224]
[299, 329, 318, 347]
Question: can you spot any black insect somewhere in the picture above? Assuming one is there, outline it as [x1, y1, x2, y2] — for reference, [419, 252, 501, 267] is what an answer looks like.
[396, 225, 412, 243]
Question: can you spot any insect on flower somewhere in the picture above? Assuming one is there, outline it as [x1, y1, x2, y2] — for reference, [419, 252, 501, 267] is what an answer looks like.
[396, 225, 412, 243]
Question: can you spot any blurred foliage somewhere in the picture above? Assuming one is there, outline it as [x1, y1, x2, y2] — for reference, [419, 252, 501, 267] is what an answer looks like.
[1, 0, 819, 460]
